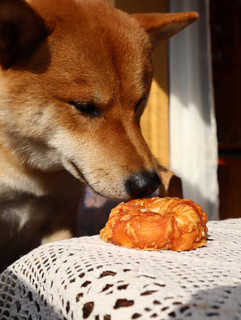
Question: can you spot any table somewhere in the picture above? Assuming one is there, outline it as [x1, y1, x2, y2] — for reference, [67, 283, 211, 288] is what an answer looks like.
[1, 219, 241, 320]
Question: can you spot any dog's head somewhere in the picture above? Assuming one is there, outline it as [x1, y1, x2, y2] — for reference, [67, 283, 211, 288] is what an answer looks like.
[0, 0, 198, 200]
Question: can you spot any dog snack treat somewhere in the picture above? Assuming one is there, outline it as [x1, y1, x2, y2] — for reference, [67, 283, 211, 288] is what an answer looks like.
[100, 197, 208, 251]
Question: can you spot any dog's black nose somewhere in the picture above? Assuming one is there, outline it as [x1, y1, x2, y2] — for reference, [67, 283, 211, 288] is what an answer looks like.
[125, 170, 161, 198]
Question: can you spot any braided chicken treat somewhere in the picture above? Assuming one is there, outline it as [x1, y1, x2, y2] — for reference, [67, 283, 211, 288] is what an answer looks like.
[100, 197, 208, 251]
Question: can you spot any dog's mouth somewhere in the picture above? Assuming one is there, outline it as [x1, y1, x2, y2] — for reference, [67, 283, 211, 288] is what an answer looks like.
[63, 158, 126, 200]
[69, 161, 88, 183]
[61, 156, 88, 184]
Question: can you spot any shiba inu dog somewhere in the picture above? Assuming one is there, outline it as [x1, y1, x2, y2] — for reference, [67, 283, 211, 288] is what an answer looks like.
[0, 0, 198, 269]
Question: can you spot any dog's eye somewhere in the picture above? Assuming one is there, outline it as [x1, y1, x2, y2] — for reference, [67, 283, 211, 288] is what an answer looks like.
[135, 97, 146, 113]
[68, 101, 101, 118]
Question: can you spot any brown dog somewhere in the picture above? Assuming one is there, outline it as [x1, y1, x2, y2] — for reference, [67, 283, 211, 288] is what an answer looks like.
[0, 0, 198, 269]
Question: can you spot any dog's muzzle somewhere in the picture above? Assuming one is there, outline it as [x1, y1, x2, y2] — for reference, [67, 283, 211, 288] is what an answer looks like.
[125, 170, 161, 199]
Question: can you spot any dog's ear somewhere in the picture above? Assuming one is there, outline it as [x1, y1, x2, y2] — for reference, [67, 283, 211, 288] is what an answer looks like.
[0, 0, 53, 69]
[132, 12, 199, 49]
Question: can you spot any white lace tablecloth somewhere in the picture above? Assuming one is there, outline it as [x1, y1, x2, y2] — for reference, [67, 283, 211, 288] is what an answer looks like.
[1, 219, 241, 320]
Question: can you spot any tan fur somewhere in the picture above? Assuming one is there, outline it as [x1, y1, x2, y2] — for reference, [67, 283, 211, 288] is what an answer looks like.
[0, 0, 198, 270]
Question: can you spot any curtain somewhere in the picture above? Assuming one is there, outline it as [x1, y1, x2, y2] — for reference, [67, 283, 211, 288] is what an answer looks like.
[169, 0, 219, 219]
